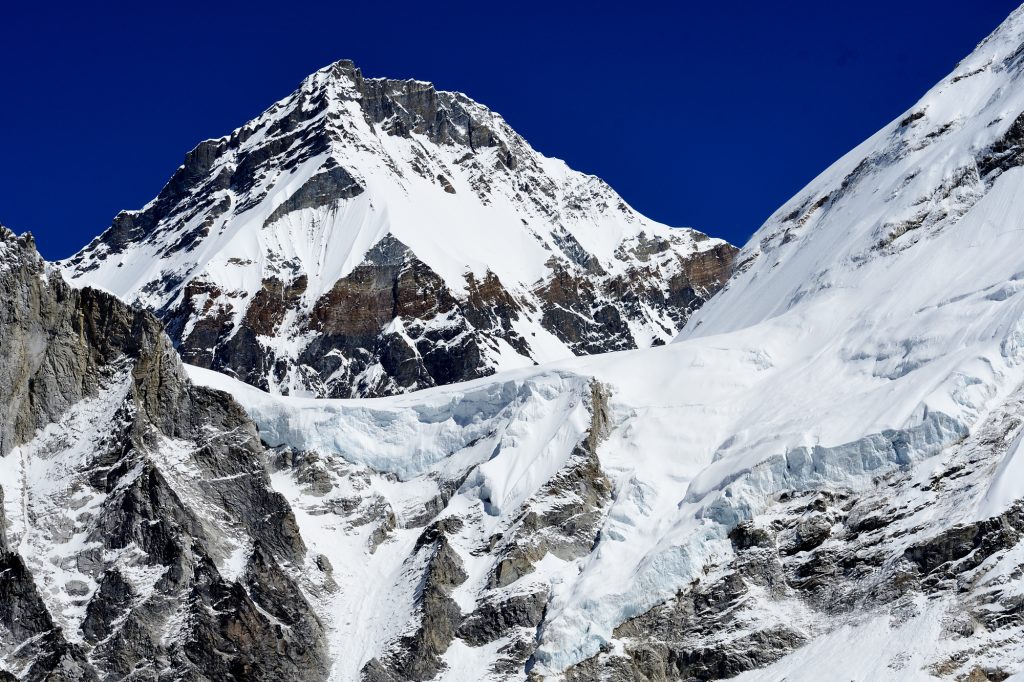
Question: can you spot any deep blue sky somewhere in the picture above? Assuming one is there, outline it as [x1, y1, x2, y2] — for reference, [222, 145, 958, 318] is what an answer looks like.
[2, 1, 1020, 259]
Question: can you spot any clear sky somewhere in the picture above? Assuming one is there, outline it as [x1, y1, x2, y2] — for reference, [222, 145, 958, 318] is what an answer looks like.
[2, 1, 1020, 259]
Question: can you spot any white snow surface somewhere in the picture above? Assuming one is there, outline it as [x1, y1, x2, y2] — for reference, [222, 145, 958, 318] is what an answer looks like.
[187, 7, 1024, 676]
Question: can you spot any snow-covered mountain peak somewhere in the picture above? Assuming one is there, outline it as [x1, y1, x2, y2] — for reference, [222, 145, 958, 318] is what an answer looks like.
[61, 60, 735, 398]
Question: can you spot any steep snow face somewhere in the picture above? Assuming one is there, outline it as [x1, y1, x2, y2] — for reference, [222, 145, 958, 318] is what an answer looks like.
[556, 7, 1024, 674]
[61, 60, 734, 399]
[684, 3, 1024, 341]
[184, 8, 1024, 679]
[662, 0, 1024, 520]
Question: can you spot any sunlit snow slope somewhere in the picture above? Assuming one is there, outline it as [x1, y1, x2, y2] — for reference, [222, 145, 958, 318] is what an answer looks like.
[186, 6, 1024, 680]
[62, 60, 734, 399]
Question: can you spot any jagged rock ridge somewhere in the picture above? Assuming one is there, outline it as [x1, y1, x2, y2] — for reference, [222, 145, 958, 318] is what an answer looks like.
[61, 59, 735, 398]
[0, 227, 328, 680]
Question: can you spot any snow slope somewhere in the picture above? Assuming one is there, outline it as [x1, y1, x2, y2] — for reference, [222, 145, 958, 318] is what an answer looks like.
[185, 6, 1024, 679]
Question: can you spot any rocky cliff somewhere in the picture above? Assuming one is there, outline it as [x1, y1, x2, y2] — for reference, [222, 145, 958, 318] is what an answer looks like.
[0, 227, 327, 680]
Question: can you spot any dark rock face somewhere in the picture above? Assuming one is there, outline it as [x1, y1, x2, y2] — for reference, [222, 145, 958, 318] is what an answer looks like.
[487, 438, 612, 590]
[904, 505, 1024, 582]
[536, 265, 634, 355]
[265, 166, 363, 225]
[176, 234, 734, 399]
[62, 59, 737, 399]
[0, 513, 98, 682]
[457, 591, 548, 647]
[298, 236, 492, 397]
[978, 110, 1024, 184]
[363, 528, 469, 682]
[155, 218, 735, 399]
[0, 227, 327, 680]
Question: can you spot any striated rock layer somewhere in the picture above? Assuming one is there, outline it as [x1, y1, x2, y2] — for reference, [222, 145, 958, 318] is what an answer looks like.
[61, 60, 735, 398]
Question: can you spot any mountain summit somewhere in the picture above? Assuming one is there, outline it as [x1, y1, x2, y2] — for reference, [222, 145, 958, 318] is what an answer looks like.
[62, 59, 735, 398]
